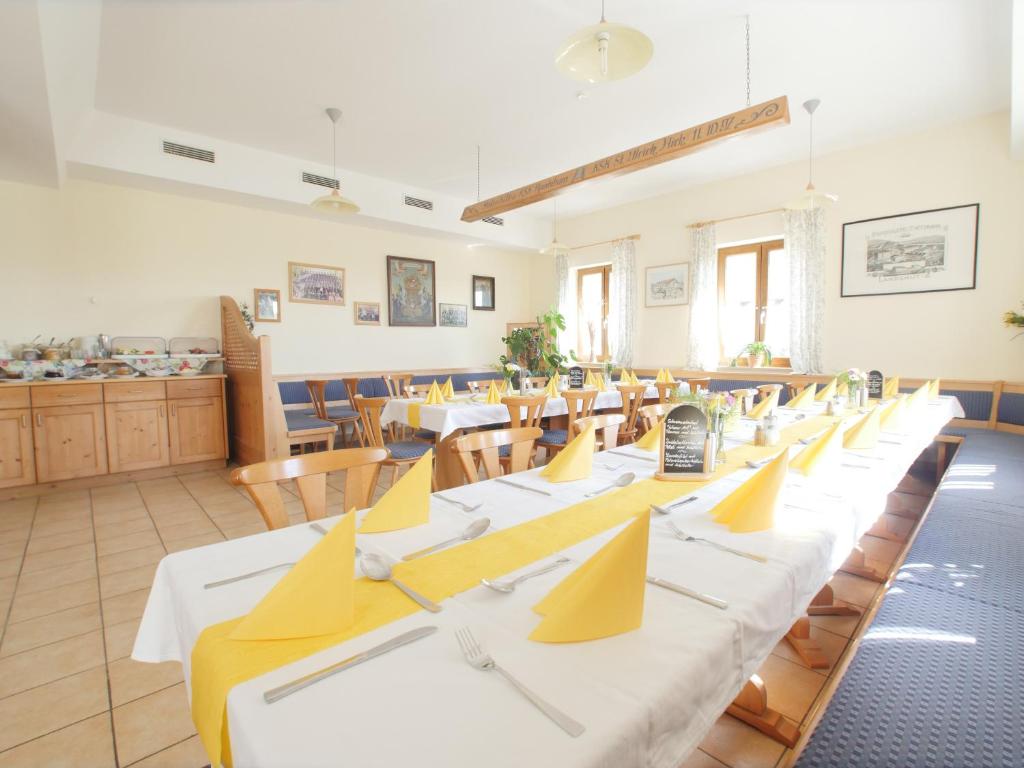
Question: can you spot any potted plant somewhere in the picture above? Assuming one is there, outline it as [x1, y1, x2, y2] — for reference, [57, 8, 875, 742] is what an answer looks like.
[739, 342, 772, 368]
[1003, 304, 1024, 339]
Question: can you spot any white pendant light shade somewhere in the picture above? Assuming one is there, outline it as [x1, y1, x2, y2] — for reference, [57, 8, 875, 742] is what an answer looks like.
[541, 239, 570, 258]
[311, 107, 359, 214]
[555, 6, 653, 84]
[785, 98, 837, 211]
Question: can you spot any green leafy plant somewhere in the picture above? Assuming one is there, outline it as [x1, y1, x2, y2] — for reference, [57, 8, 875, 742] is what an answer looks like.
[499, 308, 576, 378]
[239, 302, 255, 333]
[1004, 303, 1024, 339]
[738, 341, 772, 366]
[536, 307, 576, 376]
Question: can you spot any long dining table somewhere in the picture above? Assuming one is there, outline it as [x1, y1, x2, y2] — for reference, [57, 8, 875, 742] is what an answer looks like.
[133, 395, 963, 768]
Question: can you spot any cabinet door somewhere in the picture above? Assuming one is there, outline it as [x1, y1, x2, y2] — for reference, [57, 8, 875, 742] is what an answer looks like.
[105, 400, 170, 474]
[169, 396, 226, 465]
[0, 409, 36, 488]
[33, 404, 108, 482]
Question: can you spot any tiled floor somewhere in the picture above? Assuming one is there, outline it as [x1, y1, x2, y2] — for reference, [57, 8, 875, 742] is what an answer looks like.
[0, 465, 933, 768]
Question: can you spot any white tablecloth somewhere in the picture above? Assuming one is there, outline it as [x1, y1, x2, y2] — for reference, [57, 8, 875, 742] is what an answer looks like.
[133, 396, 963, 768]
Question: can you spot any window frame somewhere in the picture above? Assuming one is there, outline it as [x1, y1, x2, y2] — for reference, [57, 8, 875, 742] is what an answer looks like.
[717, 239, 791, 367]
[576, 264, 611, 362]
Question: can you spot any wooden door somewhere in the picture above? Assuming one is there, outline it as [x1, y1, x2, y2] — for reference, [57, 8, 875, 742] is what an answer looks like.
[0, 408, 36, 488]
[169, 396, 226, 465]
[105, 400, 170, 473]
[33, 404, 108, 482]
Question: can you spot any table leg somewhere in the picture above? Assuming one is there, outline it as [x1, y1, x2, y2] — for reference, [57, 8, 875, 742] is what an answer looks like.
[785, 616, 830, 669]
[727, 675, 800, 748]
[434, 429, 466, 490]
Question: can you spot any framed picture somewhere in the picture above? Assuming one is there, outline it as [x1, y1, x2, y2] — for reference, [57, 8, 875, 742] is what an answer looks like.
[472, 275, 495, 310]
[354, 301, 381, 326]
[841, 204, 979, 298]
[387, 255, 436, 326]
[439, 303, 468, 327]
[253, 288, 281, 322]
[645, 263, 690, 307]
[288, 261, 345, 305]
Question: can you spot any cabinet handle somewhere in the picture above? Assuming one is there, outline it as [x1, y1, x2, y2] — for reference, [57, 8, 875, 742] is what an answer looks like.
[160, 405, 166, 418]
[21, 414, 28, 428]
[171, 404, 177, 416]
[36, 413, 43, 427]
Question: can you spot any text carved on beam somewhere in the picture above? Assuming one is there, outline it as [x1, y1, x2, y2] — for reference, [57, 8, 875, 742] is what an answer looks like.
[461, 96, 790, 223]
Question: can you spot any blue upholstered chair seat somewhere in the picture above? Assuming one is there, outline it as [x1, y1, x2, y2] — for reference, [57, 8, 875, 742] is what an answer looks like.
[284, 412, 336, 432]
[387, 441, 433, 460]
[299, 406, 357, 420]
[538, 428, 568, 445]
[414, 429, 437, 441]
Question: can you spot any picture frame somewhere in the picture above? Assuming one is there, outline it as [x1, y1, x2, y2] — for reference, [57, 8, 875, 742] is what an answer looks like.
[353, 301, 381, 326]
[841, 204, 979, 298]
[253, 288, 281, 322]
[472, 275, 495, 310]
[438, 303, 468, 327]
[387, 255, 437, 326]
[288, 261, 345, 305]
[645, 262, 690, 307]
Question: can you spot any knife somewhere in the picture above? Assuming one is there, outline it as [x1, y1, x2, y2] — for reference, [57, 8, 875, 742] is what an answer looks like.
[264, 626, 439, 704]
[646, 576, 728, 610]
[494, 477, 552, 496]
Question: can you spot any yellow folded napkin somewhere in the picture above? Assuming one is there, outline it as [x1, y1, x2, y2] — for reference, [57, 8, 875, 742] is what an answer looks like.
[630, 371, 641, 385]
[229, 511, 356, 641]
[843, 406, 881, 450]
[906, 382, 930, 420]
[929, 378, 941, 400]
[635, 419, 663, 451]
[815, 378, 837, 402]
[359, 450, 433, 532]
[544, 376, 560, 399]
[790, 421, 844, 477]
[530, 511, 649, 643]
[879, 394, 907, 432]
[655, 369, 667, 383]
[595, 373, 606, 390]
[584, 370, 596, 387]
[883, 376, 900, 399]
[619, 370, 630, 385]
[748, 388, 780, 420]
[540, 424, 595, 483]
[441, 377, 455, 399]
[424, 381, 444, 405]
[666, 370, 676, 384]
[485, 380, 502, 404]
[786, 384, 817, 409]
[712, 450, 789, 533]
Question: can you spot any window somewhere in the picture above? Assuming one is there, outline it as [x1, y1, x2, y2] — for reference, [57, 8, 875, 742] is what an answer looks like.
[577, 265, 611, 362]
[717, 239, 790, 365]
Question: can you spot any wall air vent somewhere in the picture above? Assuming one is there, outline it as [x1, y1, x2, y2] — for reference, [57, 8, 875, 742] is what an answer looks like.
[482, 215, 504, 226]
[302, 172, 339, 190]
[403, 195, 433, 211]
[162, 141, 215, 163]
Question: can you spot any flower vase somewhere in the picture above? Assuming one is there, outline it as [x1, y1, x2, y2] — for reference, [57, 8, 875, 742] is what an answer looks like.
[714, 416, 727, 463]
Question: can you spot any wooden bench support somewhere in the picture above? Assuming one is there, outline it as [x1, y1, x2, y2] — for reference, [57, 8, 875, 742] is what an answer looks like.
[840, 545, 886, 583]
[866, 515, 908, 543]
[727, 675, 800, 748]
[806, 583, 861, 617]
[785, 616, 831, 669]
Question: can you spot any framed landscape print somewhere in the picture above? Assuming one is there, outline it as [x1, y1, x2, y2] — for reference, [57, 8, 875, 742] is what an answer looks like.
[387, 255, 436, 326]
[354, 301, 381, 325]
[439, 303, 468, 327]
[841, 204, 979, 297]
[472, 275, 495, 310]
[645, 262, 690, 307]
[253, 288, 281, 322]
[288, 261, 345, 305]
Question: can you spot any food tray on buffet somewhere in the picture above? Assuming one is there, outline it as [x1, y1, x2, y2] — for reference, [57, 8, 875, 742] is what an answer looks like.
[168, 337, 220, 358]
[111, 336, 168, 359]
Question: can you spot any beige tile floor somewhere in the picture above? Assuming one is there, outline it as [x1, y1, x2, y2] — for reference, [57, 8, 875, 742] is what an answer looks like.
[0, 464, 933, 768]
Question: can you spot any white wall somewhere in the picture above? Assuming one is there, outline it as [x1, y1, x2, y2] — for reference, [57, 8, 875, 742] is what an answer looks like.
[0, 178, 543, 374]
[534, 112, 1024, 381]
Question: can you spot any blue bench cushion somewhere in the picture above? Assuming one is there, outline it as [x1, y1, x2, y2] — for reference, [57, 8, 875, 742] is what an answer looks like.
[538, 428, 568, 445]
[325, 406, 358, 420]
[284, 412, 336, 432]
[278, 373, 502, 407]
[387, 441, 433, 460]
[413, 429, 437, 440]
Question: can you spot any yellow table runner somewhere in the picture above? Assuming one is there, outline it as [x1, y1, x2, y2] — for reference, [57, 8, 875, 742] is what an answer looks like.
[191, 413, 837, 766]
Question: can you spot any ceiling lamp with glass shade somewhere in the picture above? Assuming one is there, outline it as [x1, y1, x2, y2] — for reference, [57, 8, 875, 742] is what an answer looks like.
[540, 199, 569, 258]
[311, 107, 359, 214]
[785, 98, 839, 211]
[555, 0, 653, 83]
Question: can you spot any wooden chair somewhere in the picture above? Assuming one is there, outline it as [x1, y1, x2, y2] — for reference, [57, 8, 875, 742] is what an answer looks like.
[500, 395, 547, 471]
[653, 381, 675, 404]
[575, 413, 626, 451]
[466, 379, 498, 394]
[231, 447, 387, 530]
[343, 377, 367, 446]
[639, 402, 672, 432]
[383, 373, 414, 398]
[730, 388, 757, 415]
[522, 376, 549, 390]
[757, 383, 784, 402]
[784, 382, 803, 400]
[306, 379, 361, 448]
[684, 377, 711, 395]
[537, 389, 598, 458]
[450, 427, 542, 483]
[616, 383, 648, 443]
[355, 396, 434, 487]
[405, 383, 432, 397]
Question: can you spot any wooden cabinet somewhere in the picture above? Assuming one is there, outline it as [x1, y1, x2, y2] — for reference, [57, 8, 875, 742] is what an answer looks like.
[0, 408, 36, 489]
[105, 400, 170, 473]
[33, 404, 108, 482]
[169, 396, 225, 465]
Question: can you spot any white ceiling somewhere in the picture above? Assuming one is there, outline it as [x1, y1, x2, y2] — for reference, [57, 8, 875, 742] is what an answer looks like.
[91, 0, 1013, 217]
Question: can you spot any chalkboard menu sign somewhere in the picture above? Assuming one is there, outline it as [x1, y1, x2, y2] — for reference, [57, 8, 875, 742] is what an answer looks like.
[867, 370, 884, 399]
[656, 404, 710, 481]
[568, 366, 585, 389]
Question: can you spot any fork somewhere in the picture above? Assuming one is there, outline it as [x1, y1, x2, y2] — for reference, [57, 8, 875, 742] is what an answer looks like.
[454, 627, 585, 737]
[433, 493, 484, 513]
[665, 521, 767, 563]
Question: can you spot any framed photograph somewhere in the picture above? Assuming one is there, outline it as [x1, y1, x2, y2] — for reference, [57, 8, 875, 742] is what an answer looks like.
[354, 301, 381, 326]
[288, 261, 345, 305]
[472, 275, 495, 310]
[439, 303, 468, 327]
[253, 288, 281, 322]
[645, 263, 690, 307]
[841, 204, 979, 298]
[387, 255, 436, 326]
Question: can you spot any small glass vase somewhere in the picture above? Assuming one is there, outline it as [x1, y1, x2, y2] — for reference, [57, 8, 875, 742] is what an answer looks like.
[714, 416, 727, 463]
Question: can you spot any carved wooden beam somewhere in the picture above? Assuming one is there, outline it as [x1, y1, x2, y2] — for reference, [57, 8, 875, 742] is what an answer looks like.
[461, 95, 790, 222]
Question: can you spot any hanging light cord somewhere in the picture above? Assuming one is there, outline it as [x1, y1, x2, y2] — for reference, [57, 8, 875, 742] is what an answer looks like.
[600, 0, 606, 22]
[745, 15, 751, 107]
[807, 112, 815, 188]
[331, 119, 337, 182]
[476, 144, 481, 202]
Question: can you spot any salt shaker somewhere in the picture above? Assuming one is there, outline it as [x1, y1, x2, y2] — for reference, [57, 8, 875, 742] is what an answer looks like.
[764, 414, 780, 446]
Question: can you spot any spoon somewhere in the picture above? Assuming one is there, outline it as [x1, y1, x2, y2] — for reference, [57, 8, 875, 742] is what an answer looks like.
[584, 472, 635, 497]
[481, 557, 572, 593]
[360, 553, 441, 613]
[401, 518, 491, 561]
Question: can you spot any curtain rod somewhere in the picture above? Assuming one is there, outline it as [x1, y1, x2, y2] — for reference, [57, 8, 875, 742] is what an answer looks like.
[686, 207, 785, 229]
[569, 233, 641, 251]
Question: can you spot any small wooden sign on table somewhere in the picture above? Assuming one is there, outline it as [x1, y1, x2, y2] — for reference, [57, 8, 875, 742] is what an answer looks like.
[867, 370, 884, 399]
[568, 366, 585, 389]
[656, 404, 712, 481]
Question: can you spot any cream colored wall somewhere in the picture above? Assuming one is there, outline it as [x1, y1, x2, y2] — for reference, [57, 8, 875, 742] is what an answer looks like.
[0, 178, 542, 374]
[540, 112, 1024, 381]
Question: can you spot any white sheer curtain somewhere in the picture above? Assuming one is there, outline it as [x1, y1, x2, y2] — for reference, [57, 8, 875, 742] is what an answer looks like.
[687, 223, 719, 371]
[784, 208, 826, 373]
[608, 239, 637, 367]
[554, 251, 571, 347]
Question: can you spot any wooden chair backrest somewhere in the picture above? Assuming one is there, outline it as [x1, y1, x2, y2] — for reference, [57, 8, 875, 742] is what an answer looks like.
[466, 379, 495, 393]
[383, 373, 414, 398]
[653, 381, 674, 404]
[354, 396, 390, 449]
[502, 395, 548, 428]
[574, 413, 626, 450]
[523, 376, 549, 389]
[639, 402, 672, 431]
[406, 383, 431, 397]
[730, 388, 757, 415]
[342, 377, 362, 407]
[617, 384, 648, 434]
[685, 377, 711, 394]
[231, 447, 387, 530]
[757, 383, 783, 401]
[450, 427, 542, 482]
[305, 379, 329, 419]
[784, 382, 802, 400]
[563, 389, 599, 440]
